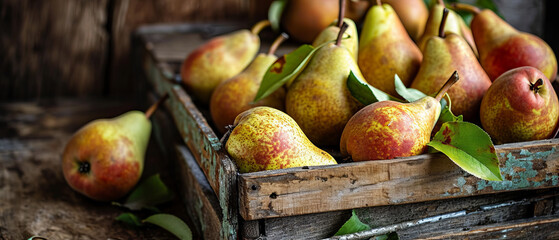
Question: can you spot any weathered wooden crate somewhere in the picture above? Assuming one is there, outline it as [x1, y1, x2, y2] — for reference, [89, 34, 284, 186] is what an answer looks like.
[133, 23, 559, 239]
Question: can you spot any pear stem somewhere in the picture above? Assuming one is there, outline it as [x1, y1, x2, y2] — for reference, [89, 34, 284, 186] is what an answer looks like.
[439, 8, 450, 38]
[145, 93, 169, 119]
[437, 0, 444, 6]
[451, 2, 481, 14]
[336, 22, 349, 46]
[530, 79, 544, 94]
[268, 33, 289, 55]
[434, 71, 459, 102]
[338, 0, 346, 28]
[251, 20, 271, 35]
[375, 0, 381, 6]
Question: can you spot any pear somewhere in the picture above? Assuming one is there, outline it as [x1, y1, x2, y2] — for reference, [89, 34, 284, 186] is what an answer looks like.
[341, 72, 459, 161]
[180, 20, 269, 105]
[383, 0, 429, 41]
[453, 3, 557, 81]
[417, 0, 477, 55]
[312, 0, 359, 60]
[225, 107, 337, 173]
[210, 35, 288, 135]
[358, 0, 423, 97]
[286, 23, 362, 146]
[282, 0, 339, 43]
[480, 66, 559, 144]
[411, 8, 491, 122]
[62, 95, 168, 201]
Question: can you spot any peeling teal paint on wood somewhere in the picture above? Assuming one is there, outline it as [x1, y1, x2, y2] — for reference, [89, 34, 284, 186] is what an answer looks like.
[476, 147, 557, 191]
[441, 147, 558, 197]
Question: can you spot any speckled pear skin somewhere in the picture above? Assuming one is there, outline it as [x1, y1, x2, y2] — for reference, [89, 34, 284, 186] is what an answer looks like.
[411, 33, 491, 122]
[340, 96, 440, 161]
[225, 107, 337, 173]
[471, 9, 557, 81]
[358, 3, 423, 97]
[285, 42, 362, 147]
[480, 67, 559, 144]
[417, 2, 477, 55]
[210, 53, 285, 134]
[180, 29, 259, 105]
[312, 18, 359, 60]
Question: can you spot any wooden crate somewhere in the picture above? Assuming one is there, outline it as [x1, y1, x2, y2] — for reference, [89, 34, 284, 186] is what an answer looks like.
[133, 23, 559, 239]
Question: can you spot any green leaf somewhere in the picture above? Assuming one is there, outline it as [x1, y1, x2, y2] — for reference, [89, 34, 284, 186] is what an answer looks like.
[268, 0, 287, 32]
[120, 174, 174, 211]
[347, 70, 401, 105]
[254, 44, 316, 102]
[376, 232, 400, 240]
[116, 212, 143, 227]
[394, 74, 427, 102]
[437, 94, 462, 123]
[335, 210, 371, 236]
[143, 213, 193, 240]
[428, 121, 503, 181]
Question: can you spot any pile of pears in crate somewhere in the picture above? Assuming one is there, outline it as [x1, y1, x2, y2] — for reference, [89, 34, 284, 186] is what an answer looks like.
[180, 0, 558, 176]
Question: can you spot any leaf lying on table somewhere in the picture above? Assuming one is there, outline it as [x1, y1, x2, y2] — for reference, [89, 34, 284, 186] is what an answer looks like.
[144, 213, 193, 240]
[113, 174, 174, 211]
[116, 212, 143, 227]
[116, 212, 193, 240]
[253, 44, 316, 102]
[428, 121, 503, 181]
[347, 70, 401, 105]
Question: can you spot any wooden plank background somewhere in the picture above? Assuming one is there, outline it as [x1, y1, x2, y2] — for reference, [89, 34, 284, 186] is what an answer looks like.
[0, 0, 271, 102]
[1, 0, 557, 102]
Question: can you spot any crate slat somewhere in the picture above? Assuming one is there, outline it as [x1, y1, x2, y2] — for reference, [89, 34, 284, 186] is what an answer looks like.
[239, 139, 559, 220]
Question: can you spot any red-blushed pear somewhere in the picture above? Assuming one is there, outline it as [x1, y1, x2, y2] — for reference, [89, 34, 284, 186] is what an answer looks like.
[358, 0, 423, 97]
[411, 8, 491, 122]
[210, 34, 288, 135]
[282, 0, 338, 43]
[480, 66, 559, 144]
[340, 71, 459, 161]
[225, 107, 337, 173]
[62, 95, 168, 201]
[453, 3, 558, 82]
[180, 20, 269, 105]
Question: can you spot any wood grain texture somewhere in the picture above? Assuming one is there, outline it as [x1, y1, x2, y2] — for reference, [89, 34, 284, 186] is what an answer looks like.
[0, 0, 109, 101]
[239, 139, 559, 220]
[138, 36, 240, 238]
[109, 0, 270, 101]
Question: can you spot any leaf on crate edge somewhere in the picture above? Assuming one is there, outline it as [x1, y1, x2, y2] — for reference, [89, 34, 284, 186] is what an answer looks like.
[428, 121, 503, 181]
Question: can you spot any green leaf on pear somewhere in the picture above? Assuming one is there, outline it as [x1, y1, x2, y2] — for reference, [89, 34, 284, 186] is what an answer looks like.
[268, 0, 287, 32]
[143, 214, 193, 240]
[254, 44, 316, 102]
[428, 121, 503, 181]
[116, 212, 143, 227]
[394, 74, 428, 102]
[119, 174, 174, 211]
[335, 210, 371, 236]
[347, 70, 401, 105]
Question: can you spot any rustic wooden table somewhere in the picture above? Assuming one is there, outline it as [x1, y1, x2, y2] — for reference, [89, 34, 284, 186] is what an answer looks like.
[0, 98, 192, 239]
